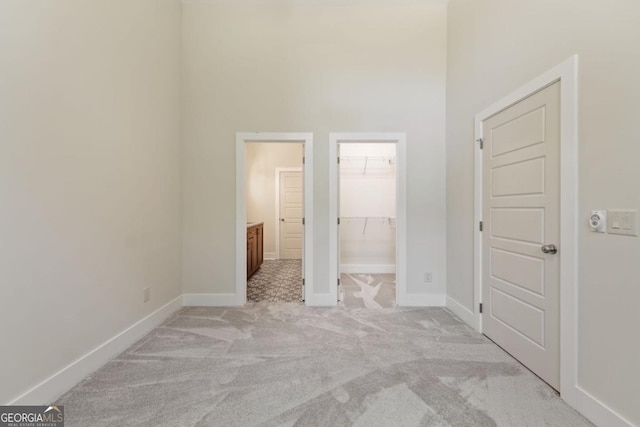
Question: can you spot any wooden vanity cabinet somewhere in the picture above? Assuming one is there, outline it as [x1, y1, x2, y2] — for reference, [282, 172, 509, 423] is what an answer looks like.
[247, 222, 264, 279]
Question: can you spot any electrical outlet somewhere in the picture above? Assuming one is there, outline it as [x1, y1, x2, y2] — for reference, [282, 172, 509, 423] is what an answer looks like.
[143, 287, 151, 303]
[424, 272, 433, 283]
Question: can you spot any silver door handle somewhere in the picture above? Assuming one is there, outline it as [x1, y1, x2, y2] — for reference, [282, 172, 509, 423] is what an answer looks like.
[541, 244, 558, 254]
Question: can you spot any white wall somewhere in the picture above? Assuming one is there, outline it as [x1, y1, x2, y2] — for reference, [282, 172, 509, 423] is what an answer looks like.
[246, 143, 303, 257]
[446, 0, 640, 424]
[340, 143, 396, 269]
[0, 0, 183, 404]
[182, 0, 448, 300]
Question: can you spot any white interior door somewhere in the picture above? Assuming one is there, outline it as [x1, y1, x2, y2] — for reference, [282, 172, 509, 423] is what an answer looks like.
[279, 171, 303, 259]
[482, 82, 561, 390]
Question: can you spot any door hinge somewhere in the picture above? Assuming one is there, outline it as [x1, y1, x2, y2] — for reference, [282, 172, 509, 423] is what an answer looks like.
[302, 217, 305, 225]
[338, 278, 341, 286]
[338, 218, 341, 225]
[303, 156, 305, 164]
[337, 157, 340, 164]
[479, 303, 483, 314]
[479, 221, 483, 232]
[302, 278, 305, 286]
[477, 138, 484, 149]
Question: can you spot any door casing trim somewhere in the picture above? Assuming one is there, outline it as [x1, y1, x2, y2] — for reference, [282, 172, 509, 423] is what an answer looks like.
[474, 56, 580, 406]
[329, 133, 407, 306]
[236, 133, 313, 306]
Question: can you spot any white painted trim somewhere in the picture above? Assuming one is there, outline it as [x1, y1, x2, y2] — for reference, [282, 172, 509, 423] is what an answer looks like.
[571, 385, 635, 427]
[340, 264, 396, 274]
[473, 56, 629, 427]
[305, 293, 338, 307]
[329, 133, 407, 307]
[7, 295, 183, 405]
[445, 296, 476, 327]
[237, 133, 314, 306]
[275, 167, 303, 260]
[263, 252, 277, 261]
[397, 293, 446, 307]
[182, 293, 240, 307]
[473, 109, 483, 333]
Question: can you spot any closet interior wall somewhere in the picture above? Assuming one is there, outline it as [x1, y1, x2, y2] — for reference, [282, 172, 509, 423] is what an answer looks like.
[340, 143, 396, 273]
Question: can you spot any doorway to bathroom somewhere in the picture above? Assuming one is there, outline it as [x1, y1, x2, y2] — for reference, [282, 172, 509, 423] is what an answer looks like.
[245, 143, 303, 303]
[236, 133, 314, 305]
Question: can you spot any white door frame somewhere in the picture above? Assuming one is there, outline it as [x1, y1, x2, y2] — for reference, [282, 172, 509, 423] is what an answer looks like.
[236, 133, 313, 305]
[275, 167, 303, 260]
[329, 133, 407, 306]
[474, 57, 579, 403]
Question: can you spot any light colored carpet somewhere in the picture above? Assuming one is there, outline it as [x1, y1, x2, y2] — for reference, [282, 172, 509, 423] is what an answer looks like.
[340, 273, 396, 308]
[57, 305, 592, 426]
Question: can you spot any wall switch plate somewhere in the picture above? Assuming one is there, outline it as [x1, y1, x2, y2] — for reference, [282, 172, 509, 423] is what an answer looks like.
[143, 287, 151, 303]
[424, 272, 433, 283]
[607, 209, 638, 236]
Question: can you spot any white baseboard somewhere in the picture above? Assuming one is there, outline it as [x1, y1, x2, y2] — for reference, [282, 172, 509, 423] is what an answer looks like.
[7, 295, 183, 405]
[340, 264, 396, 274]
[445, 296, 476, 328]
[305, 293, 338, 307]
[264, 252, 277, 260]
[563, 385, 636, 427]
[397, 293, 445, 307]
[182, 293, 241, 306]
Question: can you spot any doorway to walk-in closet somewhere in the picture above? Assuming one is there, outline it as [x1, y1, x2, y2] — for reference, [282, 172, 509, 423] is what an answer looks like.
[245, 141, 305, 303]
[336, 141, 398, 308]
[330, 133, 407, 307]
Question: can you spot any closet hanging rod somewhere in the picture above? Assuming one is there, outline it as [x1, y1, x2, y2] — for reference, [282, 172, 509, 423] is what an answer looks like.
[338, 217, 396, 234]
[340, 216, 396, 220]
[339, 156, 395, 174]
[339, 156, 395, 162]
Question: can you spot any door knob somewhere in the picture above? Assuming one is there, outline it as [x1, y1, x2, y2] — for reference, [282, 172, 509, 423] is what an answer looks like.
[280, 218, 285, 222]
[541, 244, 558, 254]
